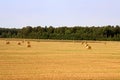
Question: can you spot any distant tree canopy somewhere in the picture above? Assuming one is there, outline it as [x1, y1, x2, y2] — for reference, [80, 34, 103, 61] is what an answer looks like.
[1, 25, 120, 41]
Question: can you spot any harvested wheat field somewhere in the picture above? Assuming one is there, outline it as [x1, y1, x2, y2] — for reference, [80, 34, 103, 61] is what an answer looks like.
[0, 39, 120, 80]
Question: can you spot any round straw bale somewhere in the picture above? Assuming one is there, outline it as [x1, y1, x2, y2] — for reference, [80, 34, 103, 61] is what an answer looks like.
[6, 41, 10, 44]
[81, 42, 84, 45]
[22, 40, 24, 43]
[85, 44, 89, 47]
[27, 44, 31, 47]
[27, 41, 30, 44]
[86, 45, 91, 49]
[18, 42, 21, 45]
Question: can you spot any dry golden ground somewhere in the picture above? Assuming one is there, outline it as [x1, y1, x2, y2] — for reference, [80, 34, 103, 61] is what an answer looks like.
[0, 39, 120, 80]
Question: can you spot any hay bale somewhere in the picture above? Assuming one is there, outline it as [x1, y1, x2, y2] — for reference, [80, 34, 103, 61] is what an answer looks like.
[27, 41, 30, 44]
[22, 40, 24, 43]
[86, 45, 91, 49]
[6, 41, 10, 44]
[27, 44, 31, 47]
[104, 42, 106, 45]
[18, 42, 21, 45]
[84, 41, 87, 44]
[81, 42, 84, 45]
[85, 44, 89, 47]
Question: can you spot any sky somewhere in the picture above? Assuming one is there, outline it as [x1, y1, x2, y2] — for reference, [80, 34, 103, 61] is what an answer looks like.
[0, 0, 120, 28]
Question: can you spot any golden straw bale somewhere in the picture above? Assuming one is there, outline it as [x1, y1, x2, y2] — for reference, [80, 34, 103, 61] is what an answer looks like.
[27, 41, 30, 44]
[86, 45, 92, 49]
[6, 41, 10, 44]
[18, 42, 21, 45]
[27, 44, 31, 47]
[22, 40, 24, 43]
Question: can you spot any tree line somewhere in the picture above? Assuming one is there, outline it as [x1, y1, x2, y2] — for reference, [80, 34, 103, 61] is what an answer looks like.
[1, 25, 120, 41]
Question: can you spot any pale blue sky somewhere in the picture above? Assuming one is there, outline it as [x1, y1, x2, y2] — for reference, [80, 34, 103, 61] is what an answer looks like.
[0, 0, 120, 28]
